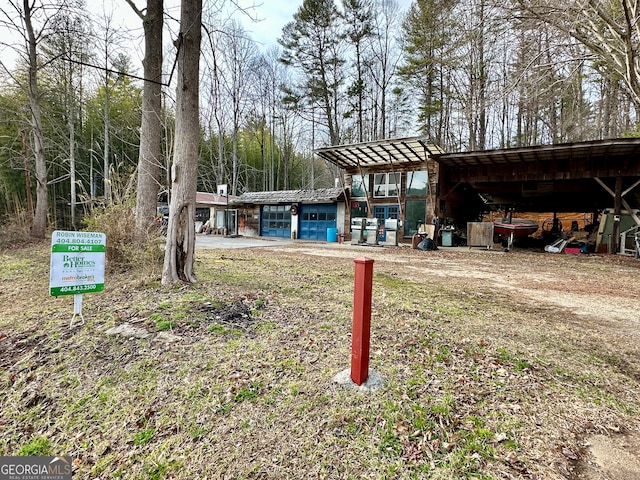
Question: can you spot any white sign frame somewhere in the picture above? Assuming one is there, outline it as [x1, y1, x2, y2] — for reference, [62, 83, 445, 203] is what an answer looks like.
[49, 230, 106, 327]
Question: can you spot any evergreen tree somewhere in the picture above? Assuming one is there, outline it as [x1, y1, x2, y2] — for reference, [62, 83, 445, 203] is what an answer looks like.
[399, 0, 457, 146]
[279, 0, 346, 145]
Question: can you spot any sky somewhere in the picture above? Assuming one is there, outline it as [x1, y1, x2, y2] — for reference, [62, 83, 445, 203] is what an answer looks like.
[227, 0, 414, 48]
[233, 1, 297, 48]
[1, 0, 413, 73]
[38, 0, 303, 76]
[103, 0, 308, 49]
[107, 0, 414, 52]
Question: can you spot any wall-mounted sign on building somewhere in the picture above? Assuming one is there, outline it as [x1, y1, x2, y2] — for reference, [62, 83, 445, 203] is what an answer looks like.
[49, 230, 106, 327]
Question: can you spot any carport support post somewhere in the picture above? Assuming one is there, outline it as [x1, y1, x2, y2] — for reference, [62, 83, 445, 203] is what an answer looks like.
[351, 257, 374, 386]
[612, 175, 622, 253]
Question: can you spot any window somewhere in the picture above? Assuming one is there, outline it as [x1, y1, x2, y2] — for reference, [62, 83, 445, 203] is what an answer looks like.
[404, 200, 427, 237]
[350, 200, 367, 218]
[406, 171, 428, 196]
[374, 173, 400, 198]
[195, 208, 210, 222]
[351, 175, 369, 197]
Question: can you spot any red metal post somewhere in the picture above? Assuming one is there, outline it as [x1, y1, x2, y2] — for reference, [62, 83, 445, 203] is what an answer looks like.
[351, 257, 374, 386]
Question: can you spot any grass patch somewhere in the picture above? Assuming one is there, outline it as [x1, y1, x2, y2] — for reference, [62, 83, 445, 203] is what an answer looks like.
[133, 429, 155, 446]
[156, 320, 176, 331]
[1, 244, 639, 478]
[18, 437, 51, 456]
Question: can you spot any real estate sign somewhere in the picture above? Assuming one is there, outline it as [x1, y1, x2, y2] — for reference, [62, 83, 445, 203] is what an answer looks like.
[49, 231, 106, 296]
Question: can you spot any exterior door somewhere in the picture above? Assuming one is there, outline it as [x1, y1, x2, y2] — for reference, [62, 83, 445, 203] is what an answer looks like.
[299, 204, 337, 240]
[261, 205, 291, 238]
[226, 210, 238, 236]
[373, 205, 399, 242]
[216, 209, 238, 235]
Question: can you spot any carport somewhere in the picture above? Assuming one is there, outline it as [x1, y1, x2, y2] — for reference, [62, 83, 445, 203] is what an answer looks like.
[316, 136, 640, 253]
[432, 138, 640, 253]
[315, 136, 443, 242]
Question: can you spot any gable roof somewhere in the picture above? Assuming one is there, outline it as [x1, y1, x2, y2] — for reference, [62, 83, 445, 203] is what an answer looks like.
[232, 188, 344, 205]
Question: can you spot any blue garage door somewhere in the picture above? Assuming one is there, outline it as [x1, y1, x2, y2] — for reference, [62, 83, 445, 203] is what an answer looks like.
[299, 204, 337, 240]
[261, 205, 291, 238]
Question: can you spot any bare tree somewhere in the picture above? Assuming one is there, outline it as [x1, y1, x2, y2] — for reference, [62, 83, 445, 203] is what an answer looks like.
[42, 12, 92, 230]
[161, 0, 201, 285]
[201, 18, 229, 193]
[366, 0, 403, 139]
[0, 0, 67, 237]
[514, 0, 640, 112]
[219, 21, 258, 195]
[125, 0, 164, 240]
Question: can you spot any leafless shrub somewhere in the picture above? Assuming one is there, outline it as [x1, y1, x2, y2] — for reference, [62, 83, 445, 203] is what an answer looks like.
[83, 196, 163, 276]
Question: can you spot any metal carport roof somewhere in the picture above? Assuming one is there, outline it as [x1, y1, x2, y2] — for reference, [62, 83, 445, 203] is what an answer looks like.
[314, 136, 443, 170]
[433, 138, 640, 217]
[432, 138, 640, 174]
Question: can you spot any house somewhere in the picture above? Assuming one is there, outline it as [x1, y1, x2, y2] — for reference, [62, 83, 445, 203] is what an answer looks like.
[195, 191, 238, 234]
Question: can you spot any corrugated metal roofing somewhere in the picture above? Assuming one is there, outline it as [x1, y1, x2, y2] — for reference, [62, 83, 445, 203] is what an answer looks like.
[432, 138, 640, 168]
[314, 136, 443, 169]
[315, 137, 640, 171]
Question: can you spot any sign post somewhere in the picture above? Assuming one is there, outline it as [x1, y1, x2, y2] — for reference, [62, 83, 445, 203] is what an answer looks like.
[351, 257, 374, 386]
[218, 184, 228, 236]
[49, 231, 106, 327]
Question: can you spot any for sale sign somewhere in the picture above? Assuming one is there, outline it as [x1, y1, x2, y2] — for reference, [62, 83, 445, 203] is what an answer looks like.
[50, 231, 106, 296]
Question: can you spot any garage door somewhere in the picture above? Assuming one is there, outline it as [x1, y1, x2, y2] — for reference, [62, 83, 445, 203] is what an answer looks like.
[261, 205, 291, 238]
[299, 204, 337, 241]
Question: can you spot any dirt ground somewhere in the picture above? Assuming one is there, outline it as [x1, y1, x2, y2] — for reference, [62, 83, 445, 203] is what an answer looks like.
[278, 242, 640, 480]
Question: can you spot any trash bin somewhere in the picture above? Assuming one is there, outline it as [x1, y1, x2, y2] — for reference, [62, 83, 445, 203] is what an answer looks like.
[327, 228, 338, 242]
[441, 230, 453, 247]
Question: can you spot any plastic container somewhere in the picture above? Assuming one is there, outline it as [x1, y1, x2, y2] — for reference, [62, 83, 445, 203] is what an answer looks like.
[327, 228, 338, 242]
[441, 230, 453, 247]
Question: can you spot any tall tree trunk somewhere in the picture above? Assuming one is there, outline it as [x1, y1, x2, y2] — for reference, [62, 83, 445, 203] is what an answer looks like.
[103, 72, 111, 203]
[69, 100, 77, 229]
[162, 0, 202, 285]
[20, 130, 34, 217]
[134, 0, 164, 240]
[23, 0, 47, 238]
[232, 132, 238, 196]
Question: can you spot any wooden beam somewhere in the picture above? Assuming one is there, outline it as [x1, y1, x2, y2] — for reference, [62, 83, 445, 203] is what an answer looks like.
[612, 176, 622, 253]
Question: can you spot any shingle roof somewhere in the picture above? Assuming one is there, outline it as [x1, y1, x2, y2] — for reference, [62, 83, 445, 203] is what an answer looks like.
[231, 188, 344, 205]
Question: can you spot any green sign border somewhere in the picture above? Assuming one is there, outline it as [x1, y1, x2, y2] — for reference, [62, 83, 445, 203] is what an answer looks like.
[50, 231, 106, 297]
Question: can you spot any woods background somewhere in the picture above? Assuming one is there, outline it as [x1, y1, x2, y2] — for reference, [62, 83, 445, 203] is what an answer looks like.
[1, 0, 639, 233]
